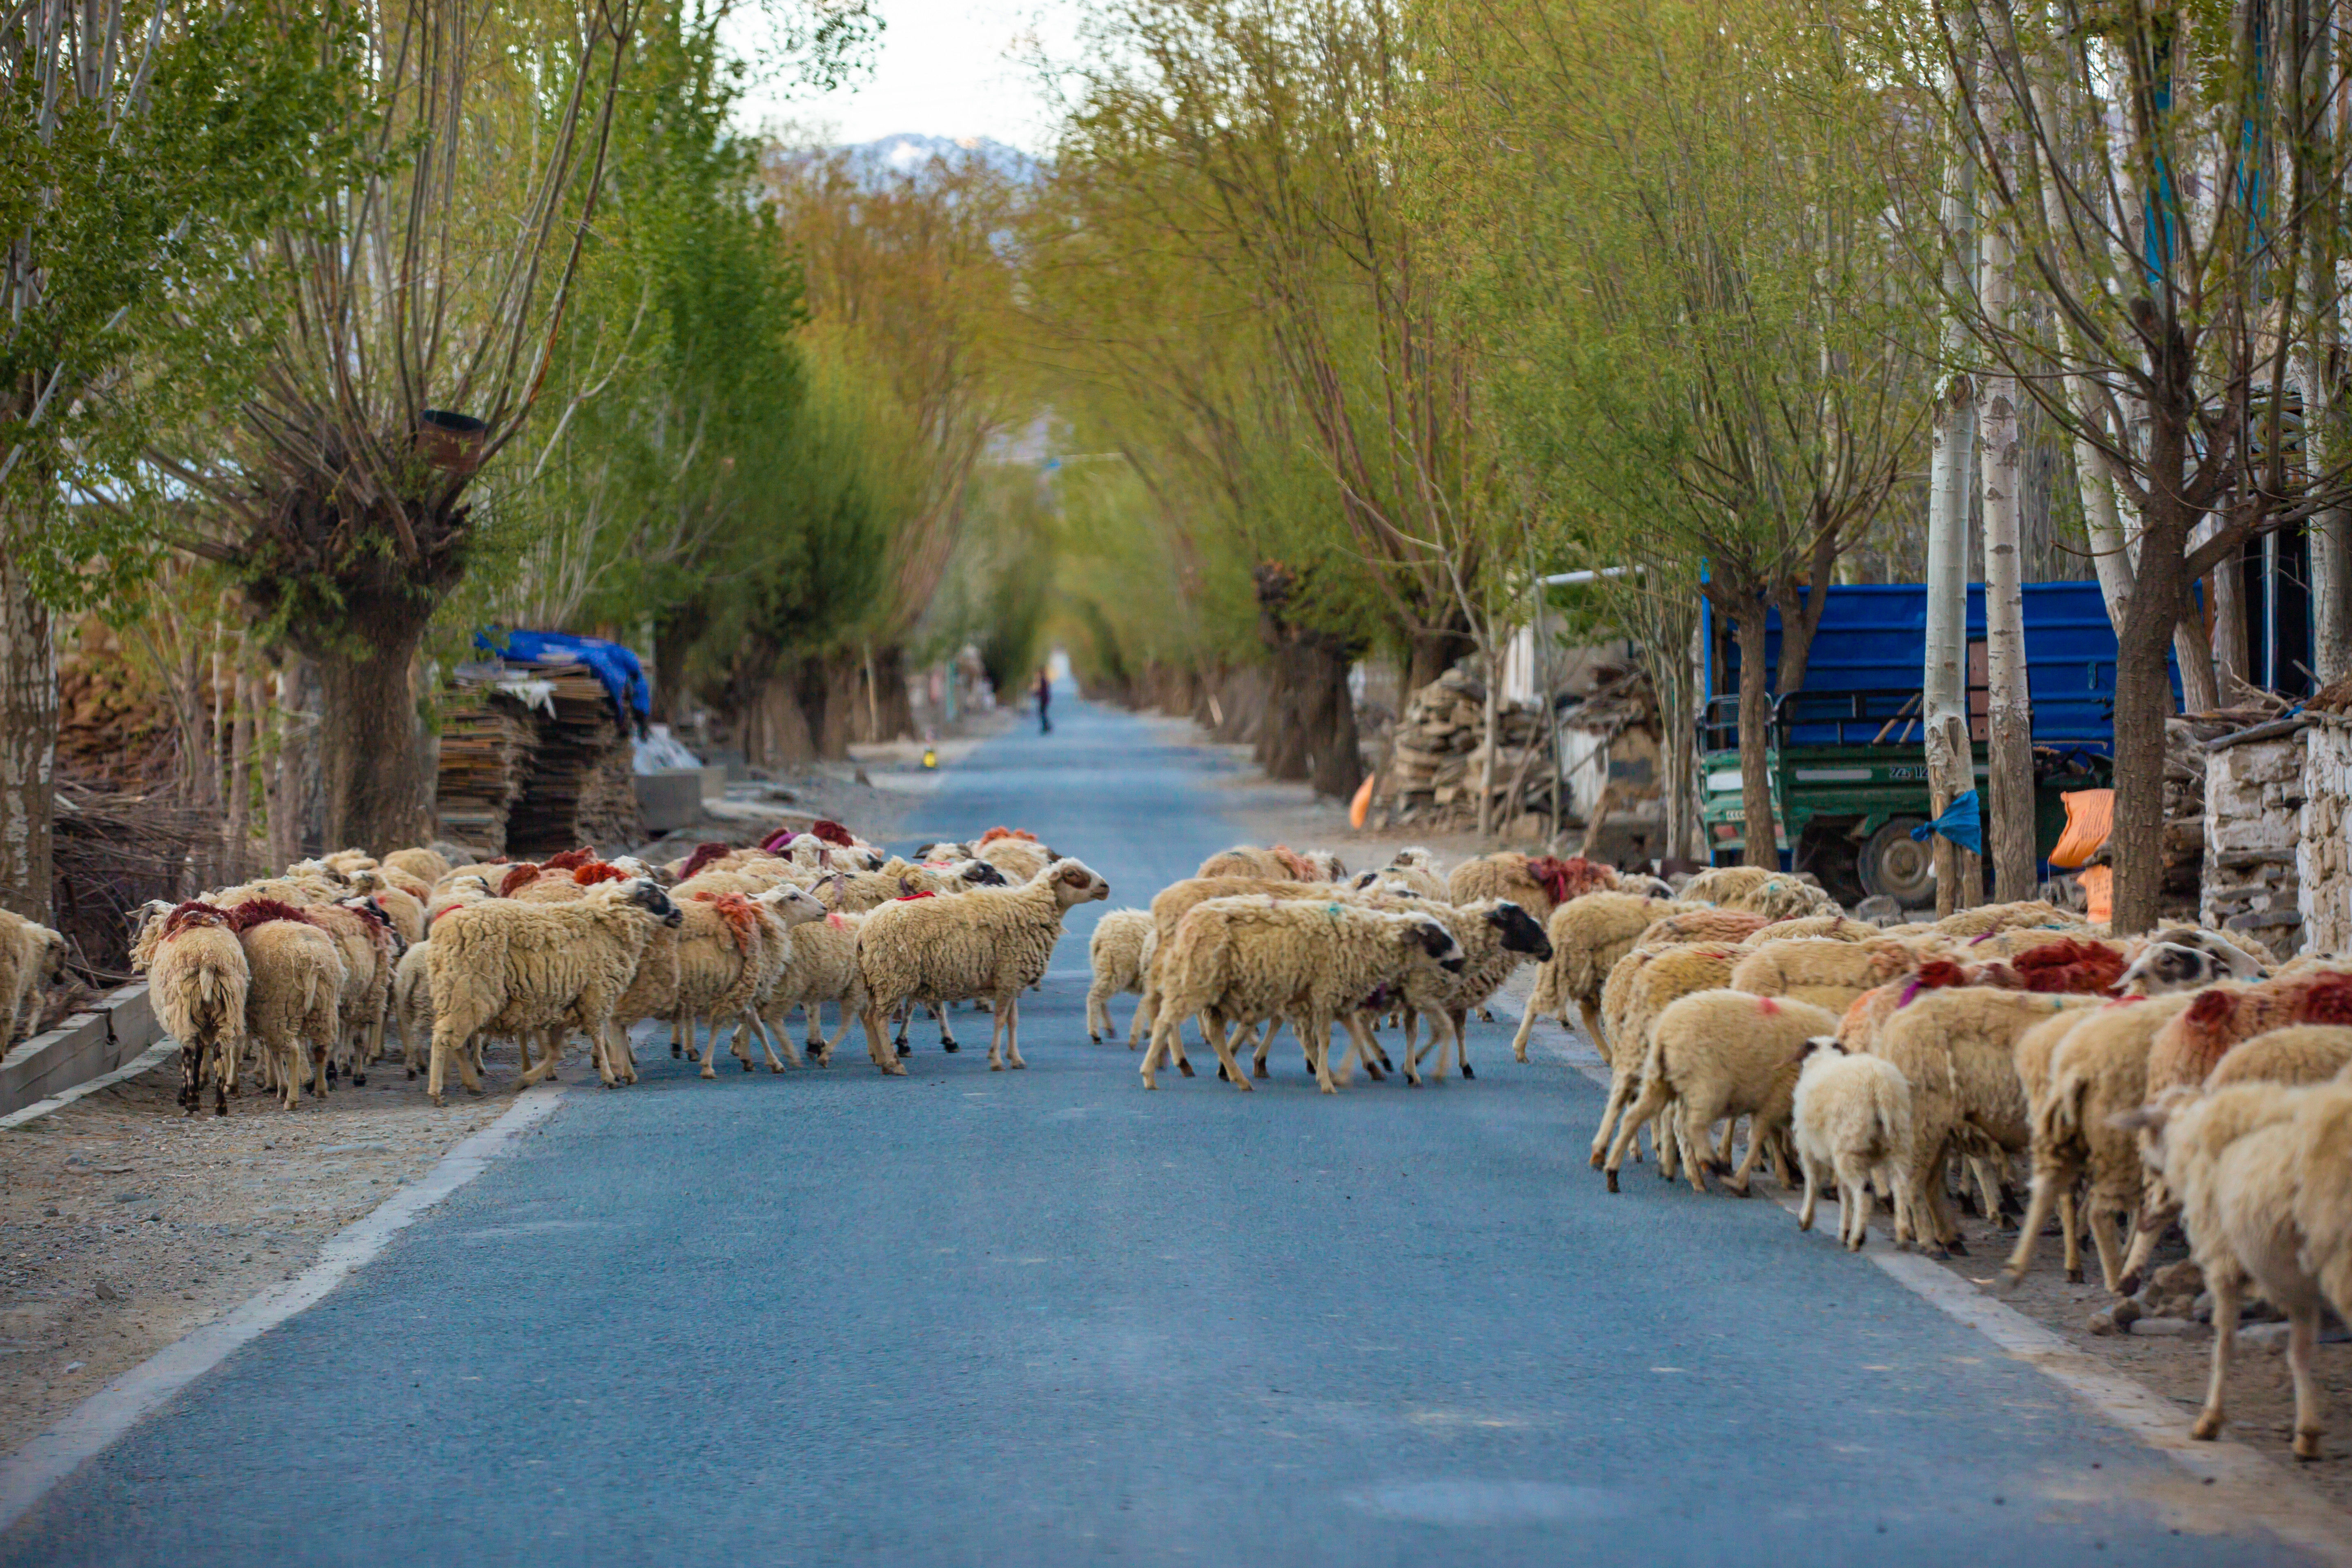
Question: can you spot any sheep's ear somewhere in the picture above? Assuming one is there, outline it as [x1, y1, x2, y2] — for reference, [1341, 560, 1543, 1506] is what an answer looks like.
[2109, 1103, 2167, 1135]
[1797, 1036, 1828, 1060]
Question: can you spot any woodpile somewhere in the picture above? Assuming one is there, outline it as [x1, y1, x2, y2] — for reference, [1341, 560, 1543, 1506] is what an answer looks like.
[1381, 664, 1558, 831]
[434, 662, 645, 858]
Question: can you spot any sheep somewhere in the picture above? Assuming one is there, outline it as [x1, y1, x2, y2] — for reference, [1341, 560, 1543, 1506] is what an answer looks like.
[0, 908, 67, 1049]
[811, 859, 1007, 915]
[1195, 845, 1318, 882]
[425, 880, 684, 1104]
[1447, 852, 1616, 923]
[1588, 942, 1746, 1170]
[1636, 908, 1773, 948]
[130, 903, 250, 1116]
[392, 940, 435, 1080]
[1677, 865, 1778, 904]
[1350, 864, 1448, 902]
[759, 910, 869, 1065]
[2002, 993, 2198, 1292]
[381, 846, 453, 886]
[343, 878, 425, 947]
[856, 860, 1111, 1075]
[2123, 1083, 2352, 1460]
[1711, 874, 1842, 922]
[2116, 929, 2271, 995]
[2206, 1025, 2352, 1089]
[2145, 971, 2352, 1105]
[230, 910, 344, 1111]
[1087, 909, 1155, 1045]
[1360, 898, 1552, 1084]
[305, 900, 398, 1083]
[1136, 875, 1396, 1055]
[1791, 1038, 1914, 1250]
[1864, 987, 2103, 1256]
[1508, 893, 1696, 1064]
[1141, 895, 1464, 1093]
[1604, 991, 1843, 1194]
[1735, 913, 1882, 945]
[976, 834, 1056, 883]
[1728, 938, 1921, 1015]
[675, 885, 828, 1078]
[1931, 900, 2083, 939]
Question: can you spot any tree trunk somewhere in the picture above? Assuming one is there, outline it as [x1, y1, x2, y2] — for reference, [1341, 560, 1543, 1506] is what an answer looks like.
[0, 549, 56, 920]
[867, 644, 915, 742]
[650, 606, 697, 725]
[312, 630, 433, 854]
[1978, 262, 2036, 900]
[1289, 637, 1362, 799]
[1404, 625, 1474, 691]
[1924, 149, 1978, 916]
[1728, 599, 1778, 869]
[2112, 571, 2180, 935]
[265, 660, 305, 872]
[739, 666, 816, 768]
[2210, 550, 2250, 699]
[1477, 644, 1501, 840]
[223, 657, 256, 883]
[2175, 613, 2219, 713]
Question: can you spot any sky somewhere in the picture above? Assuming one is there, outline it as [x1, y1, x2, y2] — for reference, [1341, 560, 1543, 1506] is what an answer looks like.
[728, 0, 1081, 155]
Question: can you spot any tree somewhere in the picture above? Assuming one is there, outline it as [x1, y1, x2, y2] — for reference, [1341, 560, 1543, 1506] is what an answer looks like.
[0, 0, 356, 913]
[1871, 1, 2352, 930]
[1421, 0, 1931, 866]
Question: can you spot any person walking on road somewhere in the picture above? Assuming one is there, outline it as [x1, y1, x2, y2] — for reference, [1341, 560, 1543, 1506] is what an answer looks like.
[1035, 667, 1053, 734]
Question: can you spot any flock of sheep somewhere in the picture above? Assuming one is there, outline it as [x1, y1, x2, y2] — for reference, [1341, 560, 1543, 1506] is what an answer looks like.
[103, 817, 2352, 1462]
[122, 824, 1105, 1114]
[1096, 844, 2352, 1463]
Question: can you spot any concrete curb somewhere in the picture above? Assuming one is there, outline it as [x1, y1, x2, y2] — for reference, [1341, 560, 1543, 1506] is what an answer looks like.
[0, 1083, 570, 1534]
[0, 984, 165, 1123]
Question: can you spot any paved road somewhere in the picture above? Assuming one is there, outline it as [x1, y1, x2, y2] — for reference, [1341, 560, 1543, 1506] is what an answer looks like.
[2, 688, 2319, 1565]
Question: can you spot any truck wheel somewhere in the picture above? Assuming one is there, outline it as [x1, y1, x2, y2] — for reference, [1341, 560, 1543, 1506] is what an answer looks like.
[1797, 824, 1866, 907]
[1858, 818, 1934, 906]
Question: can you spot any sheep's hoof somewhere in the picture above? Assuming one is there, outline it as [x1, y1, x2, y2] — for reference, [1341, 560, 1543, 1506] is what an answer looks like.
[431, 1095, 446, 1108]
[1998, 1268, 2025, 1292]
[1364, 1062, 1384, 1081]
[2065, 1266, 2085, 1285]
[1727, 1181, 1753, 1198]
[671, 1045, 683, 1059]
[1588, 1150, 1606, 1169]
[686, 1047, 701, 1063]
[990, 1062, 1004, 1072]
[2116, 1270, 2142, 1296]
[1604, 1169, 1619, 1193]
[2190, 1414, 2223, 1441]
[2294, 1432, 2322, 1462]
[769, 1063, 784, 1074]
[1460, 1063, 1475, 1080]
[405, 1068, 416, 1081]
[1214, 1063, 1227, 1081]
[1177, 1059, 1194, 1078]
[1946, 1238, 1970, 1257]
[1926, 1244, 1951, 1260]
[1847, 1238, 1865, 1252]
[941, 1042, 958, 1054]
[353, 1072, 367, 1087]
[1252, 1064, 1268, 1080]
[1009, 1058, 1027, 1070]
[1089, 1033, 1101, 1044]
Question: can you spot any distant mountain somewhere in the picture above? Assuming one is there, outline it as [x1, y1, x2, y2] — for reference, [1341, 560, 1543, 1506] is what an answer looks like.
[837, 132, 1042, 185]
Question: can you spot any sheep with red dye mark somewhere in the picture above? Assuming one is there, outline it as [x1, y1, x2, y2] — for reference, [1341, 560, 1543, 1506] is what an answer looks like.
[1447, 852, 1616, 923]
[129, 902, 250, 1116]
[1603, 990, 1844, 1195]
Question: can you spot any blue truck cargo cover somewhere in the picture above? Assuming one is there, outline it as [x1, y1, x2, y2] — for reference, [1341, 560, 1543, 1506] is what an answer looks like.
[1702, 581, 2178, 751]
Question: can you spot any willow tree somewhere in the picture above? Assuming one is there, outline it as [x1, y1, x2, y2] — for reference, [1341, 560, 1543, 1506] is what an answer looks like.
[1421, 0, 1931, 867]
[1871, 1, 2352, 930]
[0, 0, 356, 914]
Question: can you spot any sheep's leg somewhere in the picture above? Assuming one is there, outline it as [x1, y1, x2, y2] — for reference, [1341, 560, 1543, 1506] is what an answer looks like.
[1726, 1115, 1779, 1196]
[1307, 1015, 1341, 1095]
[1087, 982, 1111, 1043]
[1680, 1102, 1721, 1195]
[1797, 1153, 1821, 1233]
[1140, 1014, 1176, 1090]
[1203, 1007, 1254, 1091]
[671, 1014, 686, 1060]
[934, 1002, 958, 1054]
[2058, 1189, 2082, 1284]
[1337, 1013, 1389, 1088]
[2087, 1202, 2129, 1296]
[2114, 1209, 2165, 1297]
[1002, 996, 1025, 1069]
[2002, 1168, 2066, 1288]
[1125, 993, 1151, 1051]
[1588, 1057, 1644, 1170]
[2287, 1305, 2325, 1461]
[760, 1009, 802, 1069]
[676, 1011, 699, 1063]
[747, 1011, 788, 1072]
[1603, 1076, 1670, 1191]
[1508, 993, 1543, 1064]
[1830, 1155, 1873, 1248]
[2192, 1266, 2240, 1442]
[858, 1004, 909, 1076]
[1576, 998, 1607, 1062]
[695, 1017, 729, 1080]
[727, 1013, 757, 1073]
[518, 1027, 568, 1088]
[1969, 1156, 2004, 1228]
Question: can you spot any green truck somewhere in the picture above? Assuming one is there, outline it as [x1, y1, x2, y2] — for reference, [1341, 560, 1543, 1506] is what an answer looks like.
[1698, 584, 2129, 906]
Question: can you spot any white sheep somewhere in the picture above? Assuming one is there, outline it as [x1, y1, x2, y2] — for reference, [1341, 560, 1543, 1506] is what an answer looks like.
[855, 860, 1111, 1075]
[425, 880, 684, 1104]
[1728, 937, 1920, 1014]
[2125, 1082, 2352, 1461]
[233, 911, 344, 1110]
[1602, 991, 1842, 1195]
[1141, 895, 1463, 1093]
[1790, 1038, 1914, 1250]
[0, 907, 67, 1049]
[2206, 1024, 2352, 1089]
[1588, 942, 1746, 1172]
[1087, 909, 1155, 1045]
[1507, 891, 1692, 1064]
[758, 910, 869, 1065]
[129, 902, 250, 1116]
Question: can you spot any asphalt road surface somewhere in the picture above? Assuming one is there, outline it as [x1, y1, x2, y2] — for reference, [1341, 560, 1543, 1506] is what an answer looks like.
[1, 687, 2323, 1565]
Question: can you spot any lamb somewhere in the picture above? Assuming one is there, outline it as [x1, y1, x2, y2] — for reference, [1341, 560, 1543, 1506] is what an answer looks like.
[0, 908, 67, 1049]
[2002, 993, 2197, 1291]
[1728, 938, 1920, 1014]
[1141, 895, 1463, 1093]
[2205, 1025, 2352, 1089]
[425, 880, 684, 1104]
[1087, 909, 1156, 1045]
[1508, 892, 1695, 1064]
[2124, 1083, 2352, 1460]
[1790, 1038, 1914, 1250]
[1446, 851, 1616, 922]
[130, 903, 250, 1116]
[856, 860, 1111, 1075]
[1864, 986, 2102, 1256]
[1604, 991, 1843, 1194]
[1588, 942, 1745, 1169]
[229, 909, 344, 1110]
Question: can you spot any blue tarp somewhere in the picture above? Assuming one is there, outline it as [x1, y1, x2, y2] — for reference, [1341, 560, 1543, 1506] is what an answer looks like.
[474, 628, 651, 730]
[1910, 791, 1985, 856]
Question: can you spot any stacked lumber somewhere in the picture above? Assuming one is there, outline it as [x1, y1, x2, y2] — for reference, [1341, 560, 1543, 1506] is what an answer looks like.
[1383, 664, 1556, 829]
[433, 693, 535, 855]
[502, 663, 644, 857]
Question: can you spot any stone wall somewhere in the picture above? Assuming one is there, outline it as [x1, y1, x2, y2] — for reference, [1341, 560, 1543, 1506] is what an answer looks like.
[2299, 718, 2352, 955]
[2203, 730, 2305, 957]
